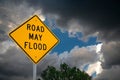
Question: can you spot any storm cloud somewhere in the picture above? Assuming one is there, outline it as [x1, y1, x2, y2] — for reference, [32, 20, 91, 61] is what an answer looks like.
[95, 66, 120, 80]
[0, 0, 120, 41]
[25, 0, 120, 41]
[101, 41, 120, 68]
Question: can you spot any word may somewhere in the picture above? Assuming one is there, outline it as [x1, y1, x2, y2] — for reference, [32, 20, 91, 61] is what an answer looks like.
[29, 33, 42, 41]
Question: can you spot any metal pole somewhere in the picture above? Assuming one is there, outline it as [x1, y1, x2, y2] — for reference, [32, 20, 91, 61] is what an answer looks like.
[33, 63, 37, 80]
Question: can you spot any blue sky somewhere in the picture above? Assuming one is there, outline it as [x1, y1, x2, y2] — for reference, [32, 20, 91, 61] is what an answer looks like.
[44, 17, 100, 53]
[52, 28, 99, 53]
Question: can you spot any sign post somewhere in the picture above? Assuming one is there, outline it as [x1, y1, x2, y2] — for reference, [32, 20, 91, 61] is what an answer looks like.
[33, 63, 37, 80]
[9, 15, 59, 80]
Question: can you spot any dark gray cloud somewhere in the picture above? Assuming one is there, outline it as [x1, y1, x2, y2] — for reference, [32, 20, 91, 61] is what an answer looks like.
[0, 30, 8, 41]
[0, 46, 33, 80]
[95, 66, 120, 80]
[0, 0, 37, 42]
[94, 41, 120, 80]
[25, 0, 120, 41]
[0, 7, 12, 41]
[101, 42, 120, 68]
[0, 0, 120, 41]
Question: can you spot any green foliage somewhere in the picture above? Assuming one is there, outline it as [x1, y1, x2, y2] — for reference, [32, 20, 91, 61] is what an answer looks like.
[41, 63, 91, 80]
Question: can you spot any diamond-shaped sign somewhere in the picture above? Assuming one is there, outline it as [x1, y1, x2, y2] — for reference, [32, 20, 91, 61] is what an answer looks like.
[9, 15, 59, 64]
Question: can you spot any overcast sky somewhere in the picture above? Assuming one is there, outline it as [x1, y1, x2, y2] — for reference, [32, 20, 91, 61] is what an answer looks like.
[0, 0, 120, 80]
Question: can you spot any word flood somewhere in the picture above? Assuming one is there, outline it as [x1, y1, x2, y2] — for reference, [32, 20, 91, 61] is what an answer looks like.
[24, 42, 47, 50]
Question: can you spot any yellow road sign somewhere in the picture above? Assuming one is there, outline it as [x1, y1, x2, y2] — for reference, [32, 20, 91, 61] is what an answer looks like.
[9, 15, 59, 64]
